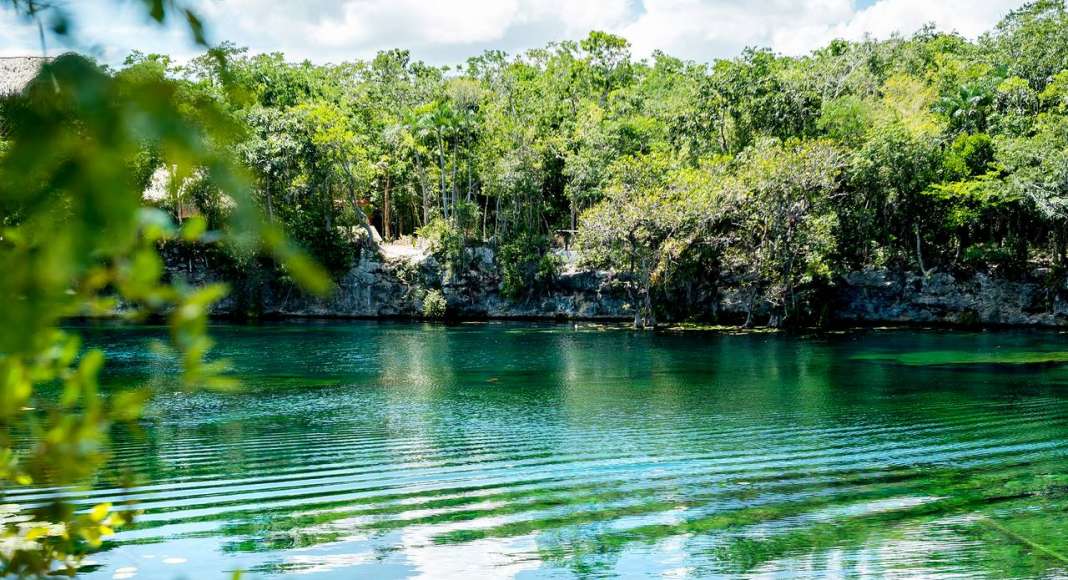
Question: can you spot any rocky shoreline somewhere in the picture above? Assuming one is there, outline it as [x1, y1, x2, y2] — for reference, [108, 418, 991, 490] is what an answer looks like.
[165, 243, 1068, 328]
[835, 269, 1068, 328]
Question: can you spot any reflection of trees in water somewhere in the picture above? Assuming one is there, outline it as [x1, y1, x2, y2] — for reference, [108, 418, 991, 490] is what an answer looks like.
[79, 326, 1068, 578]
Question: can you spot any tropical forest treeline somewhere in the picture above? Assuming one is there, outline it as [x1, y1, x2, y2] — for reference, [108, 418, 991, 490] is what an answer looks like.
[7, 1, 1068, 327]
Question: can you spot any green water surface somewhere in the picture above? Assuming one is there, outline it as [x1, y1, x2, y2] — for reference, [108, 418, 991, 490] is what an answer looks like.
[22, 322, 1068, 578]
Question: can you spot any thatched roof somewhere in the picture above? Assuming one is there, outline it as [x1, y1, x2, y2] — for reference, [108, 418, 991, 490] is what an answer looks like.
[0, 57, 47, 96]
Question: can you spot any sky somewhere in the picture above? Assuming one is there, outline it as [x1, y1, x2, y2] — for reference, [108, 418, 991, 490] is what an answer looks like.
[0, 0, 1029, 66]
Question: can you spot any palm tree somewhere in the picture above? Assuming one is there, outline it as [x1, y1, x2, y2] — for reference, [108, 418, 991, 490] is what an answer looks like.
[415, 100, 458, 219]
[937, 83, 993, 133]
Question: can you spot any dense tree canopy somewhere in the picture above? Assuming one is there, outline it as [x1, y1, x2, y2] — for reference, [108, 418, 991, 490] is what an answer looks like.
[33, 0, 1060, 327]
[0, 2, 329, 576]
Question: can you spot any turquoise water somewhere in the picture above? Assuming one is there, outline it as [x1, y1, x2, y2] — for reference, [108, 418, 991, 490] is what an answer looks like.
[22, 323, 1068, 578]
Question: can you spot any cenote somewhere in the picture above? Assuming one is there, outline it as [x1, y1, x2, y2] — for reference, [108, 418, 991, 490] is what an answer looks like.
[24, 322, 1068, 578]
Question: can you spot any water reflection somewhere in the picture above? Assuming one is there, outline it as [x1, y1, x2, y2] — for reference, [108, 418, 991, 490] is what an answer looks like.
[26, 323, 1068, 578]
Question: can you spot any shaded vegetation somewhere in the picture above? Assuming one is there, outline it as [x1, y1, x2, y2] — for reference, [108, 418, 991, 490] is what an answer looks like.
[0, 0, 327, 576]
[6, 2, 1067, 327]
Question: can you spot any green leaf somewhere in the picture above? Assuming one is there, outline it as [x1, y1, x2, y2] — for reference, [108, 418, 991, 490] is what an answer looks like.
[184, 9, 207, 45]
[180, 215, 207, 241]
[89, 502, 112, 523]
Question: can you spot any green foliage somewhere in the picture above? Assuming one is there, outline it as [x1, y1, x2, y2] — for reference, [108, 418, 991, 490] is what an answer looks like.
[578, 152, 732, 327]
[998, 113, 1068, 223]
[726, 139, 845, 325]
[2, 0, 1068, 349]
[936, 82, 994, 134]
[818, 96, 874, 144]
[421, 289, 447, 319]
[417, 216, 464, 269]
[116, 6, 1059, 298]
[3, 1, 1060, 288]
[961, 241, 1018, 270]
[498, 233, 554, 300]
[927, 174, 1010, 224]
[943, 132, 996, 180]
[1041, 70, 1068, 113]
[0, 4, 329, 576]
[538, 252, 563, 284]
[275, 200, 354, 276]
[987, 0, 1068, 91]
[993, 76, 1038, 135]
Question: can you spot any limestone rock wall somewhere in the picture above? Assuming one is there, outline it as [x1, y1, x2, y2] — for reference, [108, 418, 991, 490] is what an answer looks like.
[168, 244, 1068, 327]
[171, 245, 634, 321]
[834, 269, 1068, 327]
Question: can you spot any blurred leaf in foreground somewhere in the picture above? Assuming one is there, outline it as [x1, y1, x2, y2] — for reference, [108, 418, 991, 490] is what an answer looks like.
[0, 2, 328, 576]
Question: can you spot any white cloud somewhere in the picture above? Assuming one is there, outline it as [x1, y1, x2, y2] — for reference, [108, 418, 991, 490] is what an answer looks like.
[322, 0, 522, 46]
[190, 0, 636, 62]
[621, 0, 857, 61]
[621, 0, 1023, 61]
[0, 0, 1029, 65]
[826, 0, 1020, 42]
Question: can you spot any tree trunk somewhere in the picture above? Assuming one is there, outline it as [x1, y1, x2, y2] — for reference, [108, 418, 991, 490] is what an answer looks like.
[382, 174, 392, 240]
[1056, 226, 1066, 267]
[466, 152, 473, 203]
[914, 224, 927, 274]
[345, 186, 374, 246]
[265, 174, 273, 222]
[451, 158, 459, 220]
[323, 176, 333, 231]
[437, 133, 448, 219]
[415, 152, 430, 226]
[643, 287, 656, 329]
[494, 194, 501, 241]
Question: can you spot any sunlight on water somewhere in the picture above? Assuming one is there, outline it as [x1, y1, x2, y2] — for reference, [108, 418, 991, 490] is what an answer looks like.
[35, 323, 1068, 578]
